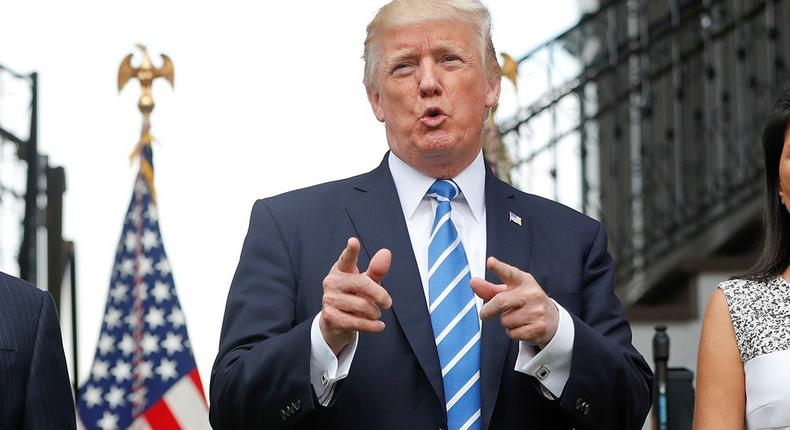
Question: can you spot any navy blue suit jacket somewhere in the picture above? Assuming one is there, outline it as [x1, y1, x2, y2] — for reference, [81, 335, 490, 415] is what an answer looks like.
[0, 272, 76, 429]
[210, 155, 652, 429]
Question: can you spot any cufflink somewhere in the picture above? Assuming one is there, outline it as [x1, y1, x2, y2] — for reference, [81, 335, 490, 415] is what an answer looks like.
[535, 365, 551, 381]
[321, 370, 330, 387]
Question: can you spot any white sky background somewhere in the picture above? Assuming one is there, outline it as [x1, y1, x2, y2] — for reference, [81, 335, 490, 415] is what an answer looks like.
[0, 1, 580, 392]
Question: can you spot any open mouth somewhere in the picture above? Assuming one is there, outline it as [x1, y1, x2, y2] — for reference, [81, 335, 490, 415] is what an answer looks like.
[420, 108, 448, 127]
[423, 107, 445, 118]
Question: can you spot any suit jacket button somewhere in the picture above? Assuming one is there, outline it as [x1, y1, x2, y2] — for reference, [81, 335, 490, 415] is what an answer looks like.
[280, 410, 287, 421]
[583, 403, 591, 415]
[294, 399, 301, 410]
[576, 398, 584, 410]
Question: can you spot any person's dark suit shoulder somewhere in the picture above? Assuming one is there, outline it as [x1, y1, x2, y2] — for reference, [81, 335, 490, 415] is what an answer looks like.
[0, 271, 77, 430]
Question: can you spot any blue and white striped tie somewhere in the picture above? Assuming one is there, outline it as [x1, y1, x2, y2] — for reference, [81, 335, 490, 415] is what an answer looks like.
[427, 179, 481, 430]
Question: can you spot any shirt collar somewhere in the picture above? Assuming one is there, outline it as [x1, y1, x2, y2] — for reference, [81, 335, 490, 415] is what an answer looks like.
[388, 151, 486, 222]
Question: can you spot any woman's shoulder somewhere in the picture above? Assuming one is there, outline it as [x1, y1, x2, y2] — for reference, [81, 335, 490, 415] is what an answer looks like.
[717, 276, 790, 362]
[717, 276, 789, 304]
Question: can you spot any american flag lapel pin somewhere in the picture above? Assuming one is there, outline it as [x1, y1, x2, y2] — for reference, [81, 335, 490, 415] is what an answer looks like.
[509, 211, 522, 226]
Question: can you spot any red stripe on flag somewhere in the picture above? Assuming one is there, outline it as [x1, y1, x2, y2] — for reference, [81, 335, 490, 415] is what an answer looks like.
[145, 398, 181, 430]
[189, 368, 207, 403]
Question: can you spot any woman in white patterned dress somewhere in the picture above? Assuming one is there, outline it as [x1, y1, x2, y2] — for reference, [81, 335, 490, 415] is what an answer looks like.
[695, 90, 790, 429]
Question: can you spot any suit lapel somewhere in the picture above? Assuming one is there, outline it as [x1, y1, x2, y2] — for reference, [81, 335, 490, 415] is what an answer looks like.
[345, 155, 445, 408]
[480, 168, 532, 429]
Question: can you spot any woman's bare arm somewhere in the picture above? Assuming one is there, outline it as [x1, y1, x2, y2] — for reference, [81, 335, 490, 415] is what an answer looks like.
[694, 288, 745, 429]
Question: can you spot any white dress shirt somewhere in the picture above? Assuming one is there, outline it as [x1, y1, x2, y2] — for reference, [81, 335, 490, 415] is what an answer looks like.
[309, 151, 575, 405]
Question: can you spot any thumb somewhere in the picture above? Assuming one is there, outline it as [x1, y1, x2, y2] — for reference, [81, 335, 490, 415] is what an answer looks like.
[470, 277, 508, 302]
[365, 248, 392, 284]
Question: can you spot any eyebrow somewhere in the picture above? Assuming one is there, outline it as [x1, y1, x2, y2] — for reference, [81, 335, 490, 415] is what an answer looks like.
[384, 41, 472, 69]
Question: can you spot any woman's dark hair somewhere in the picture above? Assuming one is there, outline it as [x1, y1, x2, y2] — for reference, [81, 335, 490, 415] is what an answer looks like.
[741, 89, 790, 281]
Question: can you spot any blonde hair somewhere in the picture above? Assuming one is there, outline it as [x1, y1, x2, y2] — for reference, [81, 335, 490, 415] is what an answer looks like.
[363, 0, 500, 89]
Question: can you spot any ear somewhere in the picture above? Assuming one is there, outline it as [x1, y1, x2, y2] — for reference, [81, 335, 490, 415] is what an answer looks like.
[485, 74, 502, 109]
[367, 86, 386, 123]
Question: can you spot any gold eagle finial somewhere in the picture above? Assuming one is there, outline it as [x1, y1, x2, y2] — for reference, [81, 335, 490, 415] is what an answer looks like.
[118, 44, 174, 116]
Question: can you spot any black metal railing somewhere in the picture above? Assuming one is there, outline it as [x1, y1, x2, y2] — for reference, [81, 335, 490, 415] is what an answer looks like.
[0, 64, 72, 308]
[498, 0, 789, 304]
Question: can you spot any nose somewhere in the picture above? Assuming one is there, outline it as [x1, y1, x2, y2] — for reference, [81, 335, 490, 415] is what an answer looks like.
[418, 61, 442, 97]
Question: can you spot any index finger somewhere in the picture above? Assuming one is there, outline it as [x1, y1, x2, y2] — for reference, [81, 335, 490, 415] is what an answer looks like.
[486, 256, 528, 287]
[336, 237, 360, 273]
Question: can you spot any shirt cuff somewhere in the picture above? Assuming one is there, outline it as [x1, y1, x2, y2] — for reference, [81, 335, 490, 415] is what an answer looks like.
[309, 312, 358, 406]
[514, 299, 575, 398]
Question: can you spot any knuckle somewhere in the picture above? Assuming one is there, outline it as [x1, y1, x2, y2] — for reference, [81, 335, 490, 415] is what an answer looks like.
[322, 307, 339, 324]
[336, 313, 353, 330]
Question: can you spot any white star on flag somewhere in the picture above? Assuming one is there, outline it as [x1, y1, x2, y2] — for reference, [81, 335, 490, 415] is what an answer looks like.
[145, 205, 158, 222]
[167, 307, 185, 329]
[138, 256, 154, 277]
[98, 334, 116, 355]
[119, 258, 134, 277]
[111, 361, 132, 383]
[145, 306, 166, 329]
[138, 360, 154, 381]
[151, 281, 171, 303]
[155, 258, 171, 276]
[141, 333, 160, 356]
[84, 385, 104, 408]
[104, 308, 122, 330]
[156, 358, 178, 381]
[161, 332, 184, 355]
[124, 231, 137, 252]
[118, 335, 135, 356]
[109, 283, 129, 303]
[92, 360, 110, 381]
[141, 229, 159, 251]
[96, 411, 118, 430]
[105, 386, 126, 410]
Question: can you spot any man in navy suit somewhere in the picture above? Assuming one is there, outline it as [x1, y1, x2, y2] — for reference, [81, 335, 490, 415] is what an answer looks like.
[210, 1, 652, 428]
[0, 271, 76, 429]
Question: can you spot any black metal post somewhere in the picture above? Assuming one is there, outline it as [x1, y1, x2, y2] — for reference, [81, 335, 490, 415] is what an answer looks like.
[653, 326, 670, 430]
[19, 72, 39, 284]
[47, 166, 66, 312]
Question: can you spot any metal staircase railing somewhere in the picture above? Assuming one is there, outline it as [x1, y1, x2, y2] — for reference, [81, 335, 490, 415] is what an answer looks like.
[496, 0, 789, 306]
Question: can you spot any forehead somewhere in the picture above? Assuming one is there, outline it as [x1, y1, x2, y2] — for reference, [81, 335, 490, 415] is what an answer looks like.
[377, 20, 480, 57]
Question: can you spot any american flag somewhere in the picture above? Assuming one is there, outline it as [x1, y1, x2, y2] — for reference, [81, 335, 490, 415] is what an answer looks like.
[77, 144, 209, 430]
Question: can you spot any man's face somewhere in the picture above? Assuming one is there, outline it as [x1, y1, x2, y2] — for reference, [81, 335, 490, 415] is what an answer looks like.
[367, 20, 500, 178]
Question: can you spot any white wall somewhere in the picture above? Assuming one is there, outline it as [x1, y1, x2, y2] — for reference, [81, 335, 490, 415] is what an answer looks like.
[629, 271, 732, 429]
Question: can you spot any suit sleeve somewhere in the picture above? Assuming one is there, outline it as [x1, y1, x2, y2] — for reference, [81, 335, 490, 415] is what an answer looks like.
[24, 291, 77, 430]
[556, 223, 653, 430]
[210, 200, 317, 429]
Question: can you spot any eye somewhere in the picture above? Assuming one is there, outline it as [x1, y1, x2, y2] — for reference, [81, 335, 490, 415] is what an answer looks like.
[443, 55, 461, 63]
[390, 63, 413, 75]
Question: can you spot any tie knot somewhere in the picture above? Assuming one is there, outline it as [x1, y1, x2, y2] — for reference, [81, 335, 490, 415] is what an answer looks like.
[427, 179, 459, 202]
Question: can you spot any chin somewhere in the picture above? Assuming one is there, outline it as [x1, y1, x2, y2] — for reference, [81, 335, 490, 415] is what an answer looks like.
[417, 133, 458, 153]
